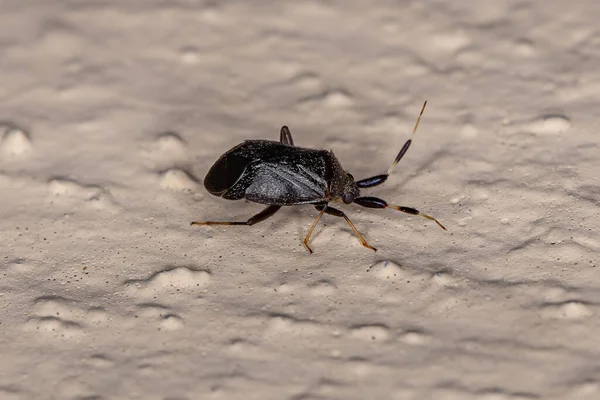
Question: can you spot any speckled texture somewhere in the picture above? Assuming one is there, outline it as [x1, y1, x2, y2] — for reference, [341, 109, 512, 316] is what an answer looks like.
[1, 1, 599, 399]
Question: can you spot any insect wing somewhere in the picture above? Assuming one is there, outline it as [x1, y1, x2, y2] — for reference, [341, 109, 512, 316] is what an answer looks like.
[245, 161, 328, 205]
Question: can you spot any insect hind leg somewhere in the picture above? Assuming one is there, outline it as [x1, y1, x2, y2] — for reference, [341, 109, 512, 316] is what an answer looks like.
[191, 205, 281, 226]
[280, 126, 294, 146]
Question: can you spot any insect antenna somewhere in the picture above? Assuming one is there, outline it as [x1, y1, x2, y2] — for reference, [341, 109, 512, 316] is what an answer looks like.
[353, 195, 446, 230]
[356, 101, 427, 188]
[386, 100, 427, 176]
[387, 203, 446, 230]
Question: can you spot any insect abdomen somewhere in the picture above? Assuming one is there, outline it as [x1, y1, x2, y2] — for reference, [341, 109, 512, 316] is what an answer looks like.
[203, 143, 252, 198]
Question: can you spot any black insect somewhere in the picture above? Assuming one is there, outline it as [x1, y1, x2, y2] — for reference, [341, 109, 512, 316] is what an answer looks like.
[192, 101, 445, 253]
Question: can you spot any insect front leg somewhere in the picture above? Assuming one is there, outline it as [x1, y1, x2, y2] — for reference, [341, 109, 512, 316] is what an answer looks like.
[191, 205, 281, 226]
[314, 204, 377, 252]
[354, 196, 446, 230]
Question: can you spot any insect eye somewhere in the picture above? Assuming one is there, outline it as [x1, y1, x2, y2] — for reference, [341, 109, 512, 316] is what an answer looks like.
[342, 193, 354, 204]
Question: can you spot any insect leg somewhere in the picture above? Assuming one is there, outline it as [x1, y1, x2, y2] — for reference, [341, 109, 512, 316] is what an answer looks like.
[280, 126, 294, 146]
[316, 205, 377, 252]
[303, 205, 327, 254]
[191, 205, 281, 226]
[356, 101, 427, 189]
[354, 196, 446, 230]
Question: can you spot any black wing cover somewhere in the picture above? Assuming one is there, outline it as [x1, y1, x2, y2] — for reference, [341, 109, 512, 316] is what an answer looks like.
[205, 140, 332, 205]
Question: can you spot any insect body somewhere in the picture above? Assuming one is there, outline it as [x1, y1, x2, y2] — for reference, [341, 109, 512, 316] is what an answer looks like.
[192, 101, 445, 253]
[203, 140, 348, 206]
